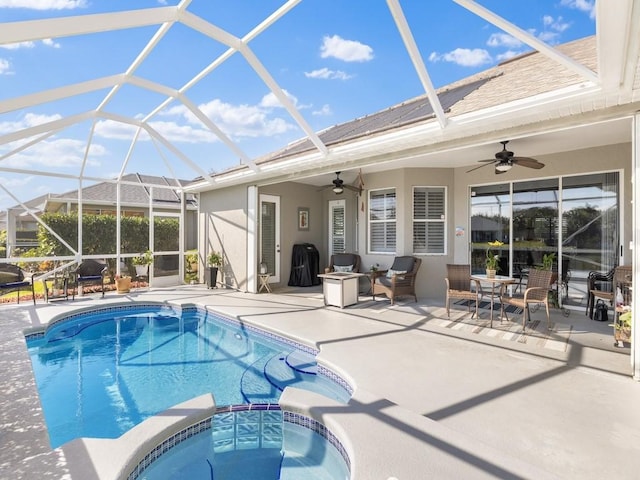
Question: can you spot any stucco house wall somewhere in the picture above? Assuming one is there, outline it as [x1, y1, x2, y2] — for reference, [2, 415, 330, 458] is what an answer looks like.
[199, 184, 249, 290]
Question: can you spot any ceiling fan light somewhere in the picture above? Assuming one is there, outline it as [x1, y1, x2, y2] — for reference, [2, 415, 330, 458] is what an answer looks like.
[495, 162, 512, 172]
[332, 185, 344, 194]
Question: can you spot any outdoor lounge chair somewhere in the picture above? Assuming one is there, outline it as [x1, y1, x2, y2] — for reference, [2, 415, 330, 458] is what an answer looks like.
[371, 256, 421, 305]
[325, 253, 361, 274]
[0, 263, 35, 304]
[70, 259, 107, 299]
[444, 264, 483, 319]
[500, 268, 554, 331]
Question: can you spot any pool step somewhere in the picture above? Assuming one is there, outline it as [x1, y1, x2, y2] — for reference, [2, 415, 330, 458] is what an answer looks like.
[240, 354, 281, 404]
[284, 350, 317, 374]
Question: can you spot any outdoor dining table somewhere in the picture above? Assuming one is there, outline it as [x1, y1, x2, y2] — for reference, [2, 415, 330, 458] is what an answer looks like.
[470, 274, 515, 328]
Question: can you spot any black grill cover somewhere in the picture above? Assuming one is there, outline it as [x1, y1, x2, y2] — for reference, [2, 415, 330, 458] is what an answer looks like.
[288, 243, 320, 287]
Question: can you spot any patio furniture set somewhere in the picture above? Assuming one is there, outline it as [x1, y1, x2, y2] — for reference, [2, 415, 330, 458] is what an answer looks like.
[319, 253, 421, 308]
[1, 260, 115, 304]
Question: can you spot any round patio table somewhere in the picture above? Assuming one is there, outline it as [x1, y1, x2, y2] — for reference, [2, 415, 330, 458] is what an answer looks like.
[470, 274, 515, 328]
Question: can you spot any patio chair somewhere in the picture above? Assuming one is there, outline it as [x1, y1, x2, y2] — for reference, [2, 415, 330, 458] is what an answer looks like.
[0, 263, 36, 304]
[371, 256, 421, 305]
[70, 259, 107, 299]
[444, 264, 483, 319]
[586, 266, 615, 319]
[499, 268, 554, 331]
[587, 265, 631, 319]
[325, 253, 361, 274]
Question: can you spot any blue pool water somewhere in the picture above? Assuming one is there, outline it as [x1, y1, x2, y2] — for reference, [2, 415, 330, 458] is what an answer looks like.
[26, 305, 350, 448]
[139, 410, 350, 480]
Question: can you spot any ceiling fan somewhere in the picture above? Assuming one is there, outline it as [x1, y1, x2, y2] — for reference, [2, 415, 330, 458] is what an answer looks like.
[466, 141, 545, 174]
[319, 171, 363, 194]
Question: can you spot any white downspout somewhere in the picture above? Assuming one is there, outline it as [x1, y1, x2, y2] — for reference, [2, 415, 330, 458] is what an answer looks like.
[632, 114, 639, 381]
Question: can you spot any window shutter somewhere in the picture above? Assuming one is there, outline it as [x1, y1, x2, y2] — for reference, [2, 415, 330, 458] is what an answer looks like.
[331, 203, 346, 254]
[413, 187, 445, 254]
[369, 189, 396, 252]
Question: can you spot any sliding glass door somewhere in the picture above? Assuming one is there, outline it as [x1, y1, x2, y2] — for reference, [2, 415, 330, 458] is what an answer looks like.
[470, 172, 620, 309]
[561, 173, 619, 307]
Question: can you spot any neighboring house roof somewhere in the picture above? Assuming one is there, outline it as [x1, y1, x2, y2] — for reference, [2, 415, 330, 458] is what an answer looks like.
[4, 174, 197, 219]
[53, 173, 197, 207]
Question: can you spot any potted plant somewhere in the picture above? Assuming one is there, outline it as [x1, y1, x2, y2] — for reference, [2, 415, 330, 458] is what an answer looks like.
[542, 252, 556, 271]
[115, 274, 131, 293]
[615, 309, 632, 347]
[485, 240, 503, 278]
[133, 249, 153, 278]
[207, 251, 222, 289]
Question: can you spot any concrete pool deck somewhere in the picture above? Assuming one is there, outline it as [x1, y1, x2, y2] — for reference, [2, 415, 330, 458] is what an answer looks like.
[2, 285, 639, 479]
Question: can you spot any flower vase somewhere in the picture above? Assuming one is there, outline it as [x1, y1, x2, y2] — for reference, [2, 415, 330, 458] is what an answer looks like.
[486, 268, 496, 278]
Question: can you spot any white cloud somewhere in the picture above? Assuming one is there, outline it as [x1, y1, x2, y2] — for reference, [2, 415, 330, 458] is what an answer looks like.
[93, 119, 217, 144]
[0, 0, 87, 9]
[486, 33, 522, 49]
[0, 175, 34, 189]
[429, 48, 492, 67]
[304, 67, 353, 80]
[543, 15, 571, 33]
[0, 113, 62, 134]
[560, 0, 595, 19]
[312, 104, 332, 116]
[42, 38, 61, 48]
[0, 38, 59, 50]
[199, 99, 296, 138]
[259, 90, 299, 109]
[320, 35, 373, 62]
[94, 93, 300, 143]
[537, 31, 560, 43]
[0, 58, 12, 75]
[495, 50, 520, 62]
[0, 137, 103, 169]
[0, 41, 35, 50]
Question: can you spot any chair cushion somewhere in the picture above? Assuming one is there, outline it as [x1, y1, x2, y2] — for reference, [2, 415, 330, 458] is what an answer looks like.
[78, 275, 103, 281]
[386, 269, 407, 279]
[334, 264, 353, 273]
[391, 257, 415, 272]
[0, 281, 30, 290]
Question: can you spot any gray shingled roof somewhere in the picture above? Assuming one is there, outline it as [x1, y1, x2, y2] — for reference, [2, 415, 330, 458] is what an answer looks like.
[52, 173, 197, 207]
[260, 76, 495, 163]
[250, 36, 596, 168]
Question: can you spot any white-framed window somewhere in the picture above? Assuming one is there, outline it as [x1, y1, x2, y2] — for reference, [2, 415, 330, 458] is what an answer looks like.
[369, 188, 396, 253]
[413, 186, 446, 254]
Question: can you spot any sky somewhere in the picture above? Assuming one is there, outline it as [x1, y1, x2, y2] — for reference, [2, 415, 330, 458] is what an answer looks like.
[0, 0, 596, 211]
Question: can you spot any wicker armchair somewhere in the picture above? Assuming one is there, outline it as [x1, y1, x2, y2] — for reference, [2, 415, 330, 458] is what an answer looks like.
[372, 256, 421, 305]
[325, 253, 361, 274]
[500, 268, 554, 331]
[444, 264, 483, 319]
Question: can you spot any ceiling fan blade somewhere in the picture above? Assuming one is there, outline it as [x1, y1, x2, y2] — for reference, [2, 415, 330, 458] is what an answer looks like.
[316, 184, 333, 191]
[514, 157, 545, 169]
[343, 184, 361, 193]
[465, 162, 493, 173]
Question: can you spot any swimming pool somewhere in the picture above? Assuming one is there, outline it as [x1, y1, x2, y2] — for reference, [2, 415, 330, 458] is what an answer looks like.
[26, 304, 351, 448]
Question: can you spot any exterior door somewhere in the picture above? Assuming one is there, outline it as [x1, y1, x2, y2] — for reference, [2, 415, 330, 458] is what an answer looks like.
[329, 199, 346, 256]
[259, 194, 280, 283]
[151, 212, 181, 287]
